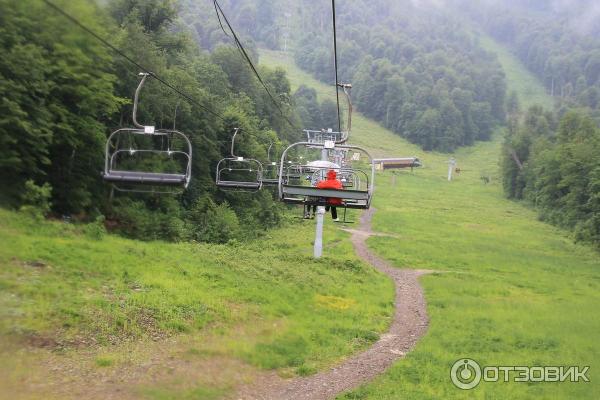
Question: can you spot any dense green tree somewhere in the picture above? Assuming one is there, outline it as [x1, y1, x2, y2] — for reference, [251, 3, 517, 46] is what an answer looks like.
[0, 0, 122, 212]
[501, 105, 600, 247]
[0, 0, 301, 243]
[287, 0, 505, 151]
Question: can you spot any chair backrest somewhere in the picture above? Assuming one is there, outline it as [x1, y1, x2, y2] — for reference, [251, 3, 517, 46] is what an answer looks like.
[216, 157, 263, 191]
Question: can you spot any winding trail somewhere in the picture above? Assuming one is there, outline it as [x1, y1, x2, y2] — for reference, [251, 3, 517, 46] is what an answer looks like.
[236, 208, 431, 400]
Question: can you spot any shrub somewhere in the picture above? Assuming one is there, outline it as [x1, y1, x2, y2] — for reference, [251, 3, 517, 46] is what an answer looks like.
[84, 215, 107, 240]
[19, 180, 52, 219]
[187, 197, 240, 244]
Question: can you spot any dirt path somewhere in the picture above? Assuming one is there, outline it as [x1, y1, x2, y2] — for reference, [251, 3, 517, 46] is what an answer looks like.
[235, 208, 431, 400]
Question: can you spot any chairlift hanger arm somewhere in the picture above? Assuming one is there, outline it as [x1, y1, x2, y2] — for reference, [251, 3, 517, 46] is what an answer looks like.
[338, 83, 353, 143]
[267, 141, 274, 162]
[132, 72, 153, 130]
[230, 127, 240, 157]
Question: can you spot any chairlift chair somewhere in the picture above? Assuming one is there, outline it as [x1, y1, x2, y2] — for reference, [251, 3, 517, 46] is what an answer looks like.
[261, 161, 280, 186]
[103, 73, 192, 193]
[215, 128, 263, 191]
[260, 142, 280, 186]
[278, 141, 375, 210]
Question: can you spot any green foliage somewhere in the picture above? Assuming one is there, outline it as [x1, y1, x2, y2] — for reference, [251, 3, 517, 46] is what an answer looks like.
[0, 0, 121, 212]
[460, 0, 600, 119]
[293, 85, 339, 130]
[0, 0, 303, 243]
[109, 0, 177, 33]
[179, 0, 506, 152]
[501, 108, 600, 247]
[187, 196, 240, 244]
[0, 207, 392, 383]
[19, 180, 52, 218]
[84, 215, 107, 240]
[289, 1, 506, 152]
[108, 197, 187, 242]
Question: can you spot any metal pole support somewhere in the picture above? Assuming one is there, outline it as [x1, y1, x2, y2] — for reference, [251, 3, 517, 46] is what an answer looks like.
[448, 158, 456, 181]
[314, 144, 331, 259]
[314, 206, 326, 258]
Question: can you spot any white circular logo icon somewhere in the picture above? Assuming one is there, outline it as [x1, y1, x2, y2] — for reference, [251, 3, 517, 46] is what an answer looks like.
[451, 358, 482, 390]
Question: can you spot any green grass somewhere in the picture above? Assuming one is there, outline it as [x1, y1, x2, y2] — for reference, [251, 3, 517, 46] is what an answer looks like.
[142, 386, 227, 400]
[95, 354, 116, 367]
[260, 43, 598, 399]
[268, 40, 599, 398]
[477, 33, 554, 110]
[0, 208, 393, 395]
[337, 140, 600, 398]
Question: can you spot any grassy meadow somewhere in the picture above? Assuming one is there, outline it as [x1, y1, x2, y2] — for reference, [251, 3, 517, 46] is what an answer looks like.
[260, 41, 599, 399]
[341, 140, 600, 399]
[0, 208, 393, 398]
[477, 34, 555, 110]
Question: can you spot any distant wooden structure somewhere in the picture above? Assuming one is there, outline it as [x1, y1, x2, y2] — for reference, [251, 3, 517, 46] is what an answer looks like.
[373, 157, 422, 171]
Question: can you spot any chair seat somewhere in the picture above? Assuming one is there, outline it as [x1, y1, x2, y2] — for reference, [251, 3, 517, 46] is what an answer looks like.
[261, 178, 279, 185]
[104, 170, 187, 185]
[281, 196, 369, 209]
[217, 180, 261, 189]
[282, 185, 369, 200]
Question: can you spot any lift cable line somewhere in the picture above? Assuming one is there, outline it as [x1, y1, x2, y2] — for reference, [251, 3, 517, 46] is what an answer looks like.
[41, 0, 227, 123]
[331, 0, 342, 133]
[212, 0, 231, 39]
[212, 0, 299, 130]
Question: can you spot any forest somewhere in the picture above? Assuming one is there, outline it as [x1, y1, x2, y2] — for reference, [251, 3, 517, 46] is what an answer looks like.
[178, 0, 600, 247]
[187, 0, 507, 152]
[459, 0, 600, 116]
[292, 0, 507, 152]
[0, 0, 305, 243]
[502, 105, 600, 245]
[454, 0, 600, 247]
[3, 0, 600, 248]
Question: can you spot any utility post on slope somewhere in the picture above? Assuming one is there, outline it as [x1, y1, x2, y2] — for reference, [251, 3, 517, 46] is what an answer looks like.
[314, 140, 335, 258]
[283, 12, 291, 53]
[448, 157, 457, 181]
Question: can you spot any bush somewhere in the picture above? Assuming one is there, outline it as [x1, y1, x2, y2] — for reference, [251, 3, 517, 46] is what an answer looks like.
[187, 197, 240, 244]
[84, 216, 107, 240]
[19, 180, 52, 219]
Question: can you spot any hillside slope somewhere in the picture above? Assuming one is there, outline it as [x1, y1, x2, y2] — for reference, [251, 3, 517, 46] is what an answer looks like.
[260, 40, 599, 399]
[1, 35, 598, 400]
[259, 49, 426, 159]
[347, 41, 598, 399]
[0, 209, 393, 399]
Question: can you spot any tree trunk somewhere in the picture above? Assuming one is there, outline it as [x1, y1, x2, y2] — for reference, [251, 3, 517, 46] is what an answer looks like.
[509, 148, 524, 170]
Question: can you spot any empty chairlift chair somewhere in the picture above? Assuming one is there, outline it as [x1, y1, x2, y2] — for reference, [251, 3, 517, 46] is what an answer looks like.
[260, 142, 280, 186]
[215, 128, 263, 191]
[103, 73, 192, 192]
